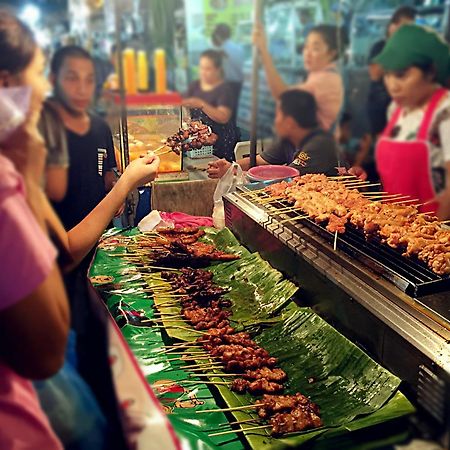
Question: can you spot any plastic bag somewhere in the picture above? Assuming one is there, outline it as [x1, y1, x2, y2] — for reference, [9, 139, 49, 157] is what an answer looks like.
[212, 162, 247, 229]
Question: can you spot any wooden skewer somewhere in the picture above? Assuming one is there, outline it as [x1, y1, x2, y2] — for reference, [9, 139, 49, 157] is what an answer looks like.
[356, 183, 382, 189]
[155, 149, 175, 157]
[151, 325, 205, 335]
[218, 418, 262, 428]
[328, 175, 357, 180]
[391, 198, 420, 205]
[278, 215, 309, 224]
[187, 365, 225, 372]
[181, 362, 222, 370]
[208, 424, 271, 437]
[165, 355, 211, 362]
[196, 404, 258, 414]
[272, 206, 301, 213]
[162, 343, 201, 349]
[379, 195, 413, 202]
[180, 380, 231, 386]
[189, 372, 241, 377]
[333, 231, 338, 251]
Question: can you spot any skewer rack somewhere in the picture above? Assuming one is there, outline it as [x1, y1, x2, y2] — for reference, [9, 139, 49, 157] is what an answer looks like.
[223, 183, 450, 442]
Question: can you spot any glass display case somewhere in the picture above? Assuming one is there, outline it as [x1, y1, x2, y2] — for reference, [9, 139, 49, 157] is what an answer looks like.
[105, 92, 188, 173]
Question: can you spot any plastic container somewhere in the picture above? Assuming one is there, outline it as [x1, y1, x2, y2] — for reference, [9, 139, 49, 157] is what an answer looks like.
[186, 145, 214, 159]
[247, 165, 300, 182]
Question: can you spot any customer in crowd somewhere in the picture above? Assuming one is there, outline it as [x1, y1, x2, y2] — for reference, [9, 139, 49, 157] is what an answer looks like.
[39, 99, 69, 201]
[253, 23, 347, 131]
[0, 10, 160, 449]
[388, 5, 416, 36]
[337, 112, 376, 181]
[374, 24, 450, 219]
[49, 45, 118, 231]
[0, 11, 69, 449]
[183, 49, 240, 161]
[207, 89, 338, 178]
[367, 6, 416, 137]
[212, 23, 244, 104]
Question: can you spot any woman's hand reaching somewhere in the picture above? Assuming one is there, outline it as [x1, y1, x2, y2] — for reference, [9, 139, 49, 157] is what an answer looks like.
[121, 152, 160, 190]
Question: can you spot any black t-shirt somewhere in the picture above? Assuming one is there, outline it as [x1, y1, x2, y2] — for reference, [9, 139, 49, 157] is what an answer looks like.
[53, 114, 116, 230]
[186, 80, 240, 161]
[260, 130, 338, 176]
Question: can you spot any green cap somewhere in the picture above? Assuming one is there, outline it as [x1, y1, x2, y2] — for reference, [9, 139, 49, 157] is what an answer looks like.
[374, 24, 450, 84]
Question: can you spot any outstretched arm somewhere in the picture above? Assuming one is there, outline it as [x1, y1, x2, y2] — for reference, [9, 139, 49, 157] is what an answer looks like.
[253, 22, 288, 99]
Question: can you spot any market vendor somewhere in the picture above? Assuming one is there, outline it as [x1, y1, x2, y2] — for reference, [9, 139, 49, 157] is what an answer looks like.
[207, 89, 339, 178]
[373, 24, 450, 219]
[182, 49, 240, 161]
[253, 23, 347, 132]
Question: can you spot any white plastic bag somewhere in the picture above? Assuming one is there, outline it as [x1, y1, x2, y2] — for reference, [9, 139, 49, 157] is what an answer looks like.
[212, 162, 246, 229]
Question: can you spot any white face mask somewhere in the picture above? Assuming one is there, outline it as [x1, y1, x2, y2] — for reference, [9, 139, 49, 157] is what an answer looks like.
[0, 86, 31, 144]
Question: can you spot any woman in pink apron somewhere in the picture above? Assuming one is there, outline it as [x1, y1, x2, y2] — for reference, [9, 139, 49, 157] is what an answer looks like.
[373, 24, 450, 219]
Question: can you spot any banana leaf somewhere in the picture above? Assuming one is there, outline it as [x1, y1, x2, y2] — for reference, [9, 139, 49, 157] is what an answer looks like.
[90, 229, 414, 449]
[151, 227, 298, 341]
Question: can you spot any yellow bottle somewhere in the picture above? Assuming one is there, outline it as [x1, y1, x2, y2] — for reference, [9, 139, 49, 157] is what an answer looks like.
[154, 48, 167, 94]
[137, 50, 149, 92]
[123, 48, 137, 95]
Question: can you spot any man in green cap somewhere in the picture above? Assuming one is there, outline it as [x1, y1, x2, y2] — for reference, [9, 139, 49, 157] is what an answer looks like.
[372, 24, 450, 219]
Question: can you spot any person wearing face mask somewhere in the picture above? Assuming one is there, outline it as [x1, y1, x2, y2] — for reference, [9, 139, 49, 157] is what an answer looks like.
[0, 10, 160, 449]
[182, 49, 240, 161]
[253, 23, 347, 132]
[49, 46, 118, 231]
[373, 24, 450, 220]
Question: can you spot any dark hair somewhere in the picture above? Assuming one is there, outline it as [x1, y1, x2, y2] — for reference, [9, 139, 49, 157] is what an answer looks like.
[212, 23, 231, 46]
[50, 45, 93, 75]
[309, 24, 348, 60]
[279, 89, 319, 129]
[200, 49, 224, 69]
[0, 9, 37, 75]
[391, 6, 417, 24]
[412, 61, 438, 82]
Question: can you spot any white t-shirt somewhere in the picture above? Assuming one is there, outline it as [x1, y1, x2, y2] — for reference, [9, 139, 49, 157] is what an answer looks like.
[386, 90, 450, 193]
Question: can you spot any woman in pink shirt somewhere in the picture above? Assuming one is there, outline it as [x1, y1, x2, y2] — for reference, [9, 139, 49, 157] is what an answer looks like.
[0, 9, 161, 448]
[0, 153, 68, 450]
[254, 23, 347, 132]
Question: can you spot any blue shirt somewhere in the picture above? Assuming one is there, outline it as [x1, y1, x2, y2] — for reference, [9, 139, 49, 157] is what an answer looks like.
[218, 40, 245, 83]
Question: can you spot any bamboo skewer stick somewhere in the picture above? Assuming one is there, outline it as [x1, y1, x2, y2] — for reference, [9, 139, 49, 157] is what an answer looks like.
[333, 231, 338, 251]
[215, 418, 262, 429]
[391, 198, 419, 205]
[181, 362, 222, 370]
[189, 373, 242, 377]
[278, 215, 309, 224]
[196, 404, 259, 414]
[328, 175, 357, 180]
[208, 424, 271, 437]
[150, 325, 206, 335]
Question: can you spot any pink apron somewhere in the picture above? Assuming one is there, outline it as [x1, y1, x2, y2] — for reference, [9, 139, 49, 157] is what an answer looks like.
[375, 88, 448, 214]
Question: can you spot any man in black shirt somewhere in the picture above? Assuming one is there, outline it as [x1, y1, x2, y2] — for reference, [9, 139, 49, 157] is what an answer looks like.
[49, 46, 117, 230]
[207, 89, 338, 178]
